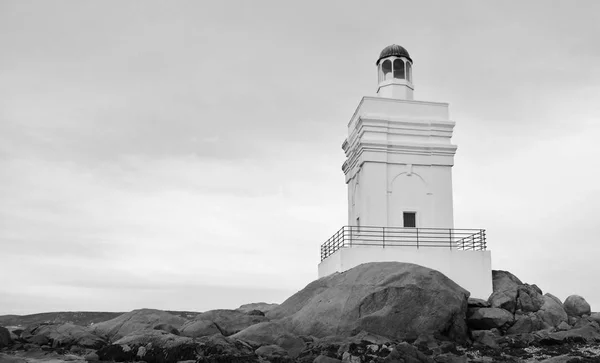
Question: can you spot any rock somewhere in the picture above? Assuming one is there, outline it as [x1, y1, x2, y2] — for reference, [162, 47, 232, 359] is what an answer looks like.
[20, 323, 105, 349]
[342, 351, 361, 363]
[556, 321, 570, 331]
[232, 321, 288, 344]
[180, 319, 222, 338]
[0, 326, 12, 348]
[237, 302, 280, 314]
[492, 270, 523, 292]
[563, 295, 591, 317]
[536, 294, 568, 327]
[96, 330, 198, 363]
[487, 288, 517, 313]
[255, 344, 288, 359]
[195, 334, 256, 360]
[506, 314, 534, 335]
[233, 320, 305, 358]
[590, 312, 600, 324]
[153, 323, 180, 335]
[314, 355, 342, 363]
[267, 262, 470, 342]
[91, 308, 185, 341]
[245, 309, 265, 316]
[384, 342, 433, 363]
[516, 284, 545, 313]
[467, 308, 514, 330]
[275, 333, 306, 358]
[471, 330, 500, 349]
[487, 270, 521, 313]
[539, 322, 600, 344]
[84, 352, 100, 361]
[467, 298, 489, 308]
[506, 313, 547, 335]
[193, 309, 268, 336]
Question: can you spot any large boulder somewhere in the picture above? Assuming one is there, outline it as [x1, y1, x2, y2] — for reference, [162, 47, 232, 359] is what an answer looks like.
[266, 262, 470, 342]
[516, 284, 545, 313]
[536, 294, 568, 327]
[91, 308, 185, 341]
[467, 308, 514, 330]
[180, 319, 222, 338]
[487, 270, 521, 313]
[0, 326, 11, 348]
[192, 309, 268, 336]
[563, 295, 591, 317]
[96, 330, 198, 363]
[20, 322, 105, 349]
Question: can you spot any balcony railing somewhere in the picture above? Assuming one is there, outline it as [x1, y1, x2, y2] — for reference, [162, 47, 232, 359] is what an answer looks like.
[320, 226, 486, 261]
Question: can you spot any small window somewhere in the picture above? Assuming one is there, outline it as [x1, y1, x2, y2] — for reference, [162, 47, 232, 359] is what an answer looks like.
[403, 212, 416, 228]
[393, 59, 405, 79]
[356, 217, 360, 227]
[406, 62, 412, 83]
[382, 60, 392, 80]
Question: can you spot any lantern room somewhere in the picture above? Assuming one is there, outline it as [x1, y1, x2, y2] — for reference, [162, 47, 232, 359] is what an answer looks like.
[376, 44, 414, 100]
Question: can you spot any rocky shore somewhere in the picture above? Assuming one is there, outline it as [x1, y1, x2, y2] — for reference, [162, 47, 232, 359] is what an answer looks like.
[1, 262, 599, 363]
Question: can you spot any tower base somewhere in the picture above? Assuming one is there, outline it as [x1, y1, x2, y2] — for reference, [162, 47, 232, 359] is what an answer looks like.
[318, 247, 492, 299]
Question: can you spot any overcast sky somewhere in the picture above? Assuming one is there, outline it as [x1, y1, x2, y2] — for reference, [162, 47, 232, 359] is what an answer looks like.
[1, 0, 599, 315]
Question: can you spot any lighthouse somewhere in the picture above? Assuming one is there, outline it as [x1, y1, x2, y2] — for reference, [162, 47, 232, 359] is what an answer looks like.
[319, 45, 492, 299]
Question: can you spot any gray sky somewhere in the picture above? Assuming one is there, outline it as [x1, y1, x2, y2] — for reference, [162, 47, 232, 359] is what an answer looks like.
[1, 0, 599, 315]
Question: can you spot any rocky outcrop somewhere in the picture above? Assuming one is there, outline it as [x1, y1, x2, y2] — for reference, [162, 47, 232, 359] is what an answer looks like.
[267, 262, 470, 342]
[20, 322, 105, 349]
[3, 264, 599, 363]
[232, 321, 306, 359]
[179, 319, 222, 338]
[563, 295, 591, 317]
[96, 330, 199, 363]
[192, 309, 268, 336]
[91, 308, 185, 341]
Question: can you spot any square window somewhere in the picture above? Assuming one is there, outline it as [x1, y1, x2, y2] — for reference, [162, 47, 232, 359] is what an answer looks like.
[403, 212, 416, 228]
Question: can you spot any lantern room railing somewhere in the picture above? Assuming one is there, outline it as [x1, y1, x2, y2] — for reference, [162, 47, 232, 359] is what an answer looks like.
[320, 226, 486, 262]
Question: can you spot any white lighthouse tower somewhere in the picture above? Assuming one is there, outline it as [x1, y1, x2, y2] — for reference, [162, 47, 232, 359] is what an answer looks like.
[318, 45, 492, 299]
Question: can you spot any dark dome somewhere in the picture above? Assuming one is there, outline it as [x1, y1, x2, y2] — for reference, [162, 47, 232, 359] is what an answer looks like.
[376, 44, 412, 64]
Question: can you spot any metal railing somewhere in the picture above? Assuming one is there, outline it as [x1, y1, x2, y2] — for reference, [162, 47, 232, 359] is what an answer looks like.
[320, 226, 486, 261]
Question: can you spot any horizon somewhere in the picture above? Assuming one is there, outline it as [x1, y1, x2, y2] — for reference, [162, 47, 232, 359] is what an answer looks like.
[1, 0, 599, 315]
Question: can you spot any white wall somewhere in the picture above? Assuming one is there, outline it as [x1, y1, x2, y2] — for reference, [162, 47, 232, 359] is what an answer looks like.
[318, 247, 493, 299]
